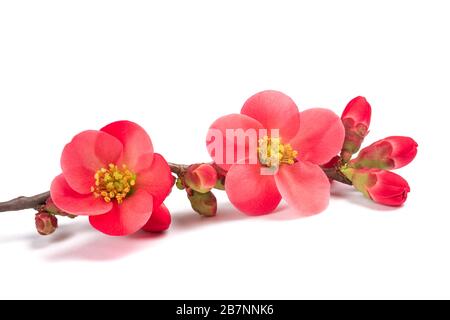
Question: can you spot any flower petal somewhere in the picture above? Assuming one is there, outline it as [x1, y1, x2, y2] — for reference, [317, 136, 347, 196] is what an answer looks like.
[241, 90, 300, 141]
[50, 174, 112, 216]
[289, 108, 345, 165]
[225, 161, 281, 215]
[142, 203, 171, 232]
[138, 153, 174, 209]
[61, 130, 123, 194]
[101, 121, 154, 171]
[207, 113, 263, 171]
[275, 161, 330, 215]
[89, 189, 153, 236]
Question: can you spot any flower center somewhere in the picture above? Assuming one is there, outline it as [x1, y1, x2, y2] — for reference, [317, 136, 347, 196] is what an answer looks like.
[91, 164, 137, 204]
[258, 136, 298, 168]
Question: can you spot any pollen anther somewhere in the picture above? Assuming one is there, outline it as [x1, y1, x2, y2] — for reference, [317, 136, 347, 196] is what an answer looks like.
[91, 164, 137, 204]
[258, 136, 298, 168]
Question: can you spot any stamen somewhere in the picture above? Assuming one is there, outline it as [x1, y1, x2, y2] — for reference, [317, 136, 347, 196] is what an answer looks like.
[91, 164, 137, 204]
[258, 136, 298, 168]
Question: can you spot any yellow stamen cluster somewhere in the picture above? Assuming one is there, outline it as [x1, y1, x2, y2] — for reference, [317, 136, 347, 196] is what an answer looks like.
[91, 164, 137, 204]
[258, 136, 298, 168]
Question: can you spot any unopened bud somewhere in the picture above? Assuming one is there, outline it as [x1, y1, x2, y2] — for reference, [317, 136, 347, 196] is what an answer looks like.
[35, 212, 58, 235]
[350, 136, 418, 170]
[142, 204, 171, 233]
[341, 96, 372, 162]
[342, 168, 410, 206]
[214, 176, 225, 190]
[188, 190, 217, 217]
[185, 164, 218, 193]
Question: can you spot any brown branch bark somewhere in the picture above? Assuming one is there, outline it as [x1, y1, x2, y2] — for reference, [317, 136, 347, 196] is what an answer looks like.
[322, 167, 353, 185]
[0, 163, 351, 213]
[167, 162, 189, 176]
[0, 191, 50, 213]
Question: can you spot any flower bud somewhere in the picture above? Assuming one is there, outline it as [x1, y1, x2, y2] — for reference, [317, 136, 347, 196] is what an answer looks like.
[343, 168, 410, 206]
[350, 136, 418, 170]
[142, 204, 171, 233]
[184, 164, 218, 193]
[341, 96, 372, 162]
[35, 212, 58, 235]
[214, 176, 225, 190]
[188, 190, 217, 217]
[175, 177, 185, 190]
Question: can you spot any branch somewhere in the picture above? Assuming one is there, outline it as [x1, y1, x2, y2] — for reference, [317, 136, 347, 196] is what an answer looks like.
[322, 167, 352, 185]
[0, 191, 50, 212]
[168, 162, 189, 176]
[0, 162, 352, 213]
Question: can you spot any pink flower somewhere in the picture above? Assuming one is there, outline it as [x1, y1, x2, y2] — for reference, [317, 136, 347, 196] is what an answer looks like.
[344, 168, 410, 206]
[350, 136, 418, 170]
[50, 121, 174, 236]
[207, 90, 345, 215]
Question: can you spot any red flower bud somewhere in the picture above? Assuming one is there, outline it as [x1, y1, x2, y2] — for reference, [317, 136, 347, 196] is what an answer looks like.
[344, 168, 410, 206]
[341, 96, 372, 162]
[350, 136, 418, 170]
[184, 164, 218, 193]
[142, 204, 171, 233]
[342, 96, 372, 128]
[35, 212, 58, 235]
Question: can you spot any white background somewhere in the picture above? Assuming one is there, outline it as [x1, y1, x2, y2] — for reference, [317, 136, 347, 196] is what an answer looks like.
[0, 0, 448, 299]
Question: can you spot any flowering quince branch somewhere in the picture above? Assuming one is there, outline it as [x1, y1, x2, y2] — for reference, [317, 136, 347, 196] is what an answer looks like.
[0, 91, 417, 237]
[0, 191, 51, 213]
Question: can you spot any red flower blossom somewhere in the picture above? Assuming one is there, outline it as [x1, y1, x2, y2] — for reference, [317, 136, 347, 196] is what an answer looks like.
[50, 121, 174, 236]
[350, 136, 418, 170]
[344, 168, 410, 206]
[207, 90, 345, 215]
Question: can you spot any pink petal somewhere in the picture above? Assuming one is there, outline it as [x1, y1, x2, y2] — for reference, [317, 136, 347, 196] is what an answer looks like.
[142, 203, 171, 232]
[207, 113, 263, 171]
[89, 189, 153, 236]
[275, 161, 330, 215]
[138, 153, 174, 209]
[61, 130, 123, 194]
[50, 174, 112, 216]
[225, 161, 281, 215]
[241, 90, 300, 141]
[101, 121, 154, 171]
[289, 108, 345, 165]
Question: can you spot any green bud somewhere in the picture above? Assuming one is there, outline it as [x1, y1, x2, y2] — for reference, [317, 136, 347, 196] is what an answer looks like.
[214, 176, 225, 190]
[188, 190, 217, 217]
[175, 177, 185, 190]
[341, 167, 375, 199]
